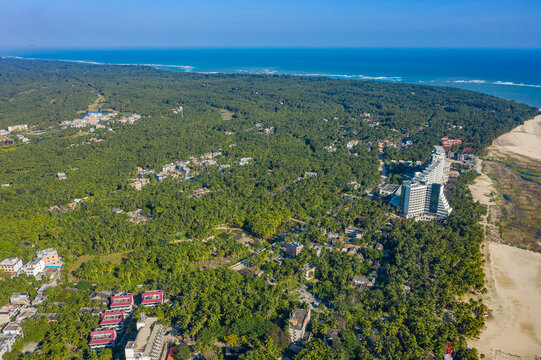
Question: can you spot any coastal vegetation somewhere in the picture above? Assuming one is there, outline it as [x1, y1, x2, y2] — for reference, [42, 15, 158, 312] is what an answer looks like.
[0, 59, 537, 359]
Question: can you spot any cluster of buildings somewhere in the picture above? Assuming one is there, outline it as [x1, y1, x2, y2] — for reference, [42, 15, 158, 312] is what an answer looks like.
[0, 248, 61, 279]
[392, 146, 453, 220]
[0, 124, 30, 145]
[131, 152, 223, 190]
[47, 197, 87, 213]
[89, 290, 164, 351]
[0, 283, 57, 358]
[60, 112, 141, 129]
[60, 111, 117, 129]
[441, 136, 462, 148]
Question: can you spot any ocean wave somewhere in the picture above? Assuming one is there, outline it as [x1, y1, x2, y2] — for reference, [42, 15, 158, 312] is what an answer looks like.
[449, 79, 541, 88]
[493, 81, 541, 88]
[453, 80, 487, 84]
[291, 73, 402, 81]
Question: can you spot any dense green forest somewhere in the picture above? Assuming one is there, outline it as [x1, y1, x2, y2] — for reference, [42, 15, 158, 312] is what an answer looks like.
[0, 59, 537, 359]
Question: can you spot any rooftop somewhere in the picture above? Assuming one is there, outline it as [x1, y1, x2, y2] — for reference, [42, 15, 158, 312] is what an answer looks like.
[0, 258, 22, 266]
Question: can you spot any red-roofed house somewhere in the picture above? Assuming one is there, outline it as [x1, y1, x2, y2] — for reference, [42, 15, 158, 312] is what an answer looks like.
[100, 310, 125, 331]
[89, 328, 116, 349]
[441, 136, 462, 148]
[110, 293, 134, 312]
[141, 290, 164, 307]
[463, 147, 474, 152]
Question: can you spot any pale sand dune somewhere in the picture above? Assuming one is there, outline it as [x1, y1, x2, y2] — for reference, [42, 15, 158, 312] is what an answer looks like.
[469, 243, 541, 359]
[489, 114, 541, 162]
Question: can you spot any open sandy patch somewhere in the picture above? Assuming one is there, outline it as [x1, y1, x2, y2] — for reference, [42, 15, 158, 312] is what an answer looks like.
[489, 114, 541, 162]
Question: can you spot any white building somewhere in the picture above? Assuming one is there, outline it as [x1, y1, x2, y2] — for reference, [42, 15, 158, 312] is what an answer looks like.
[0, 334, 17, 358]
[22, 257, 45, 277]
[2, 323, 23, 336]
[125, 315, 164, 360]
[399, 146, 452, 220]
[0, 258, 23, 274]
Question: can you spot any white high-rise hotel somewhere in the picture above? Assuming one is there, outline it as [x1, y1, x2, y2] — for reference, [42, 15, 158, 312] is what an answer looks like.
[400, 146, 452, 220]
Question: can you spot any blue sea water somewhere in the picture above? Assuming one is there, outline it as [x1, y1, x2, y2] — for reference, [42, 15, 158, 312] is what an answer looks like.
[2, 48, 541, 108]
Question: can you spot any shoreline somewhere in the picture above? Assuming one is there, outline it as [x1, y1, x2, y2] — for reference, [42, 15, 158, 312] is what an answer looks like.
[468, 114, 541, 359]
[2, 55, 541, 107]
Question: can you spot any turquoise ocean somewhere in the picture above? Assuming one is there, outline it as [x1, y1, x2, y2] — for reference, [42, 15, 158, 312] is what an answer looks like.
[2, 48, 541, 108]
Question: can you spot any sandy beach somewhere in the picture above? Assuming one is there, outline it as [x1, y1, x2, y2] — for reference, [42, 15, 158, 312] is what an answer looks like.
[469, 114, 541, 359]
[470, 242, 541, 359]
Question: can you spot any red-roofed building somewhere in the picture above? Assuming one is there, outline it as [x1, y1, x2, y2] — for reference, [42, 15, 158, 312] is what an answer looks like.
[463, 147, 474, 152]
[89, 328, 116, 349]
[441, 136, 462, 148]
[110, 293, 134, 312]
[100, 310, 125, 330]
[141, 290, 164, 307]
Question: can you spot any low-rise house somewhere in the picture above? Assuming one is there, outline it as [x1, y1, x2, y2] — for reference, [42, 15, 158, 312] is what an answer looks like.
[284, 242, 303, 257]
[130, 177, 150, 191]
[110, 293, 134, 312]
[344, 226, 364, 239]
[0, 334, 17, 357]
[10, 293, 30, 306]
[22, 257, 45, 277]
[15, 307, 37, 322]
[125, 314, 164, 360]
[57, 172, 67, 180]
[0, 311, 10, 326]
[353, 275, 376, 290]
[91, 290, 114, 306]
[2, 322, 23, 336]
[141, 290, 164, 307]
[0, 258, 23, 274]
[100, 310, 126, 331]
[32, 294, 48, 306]
[78, 307, 103, 316]
[238, 157, 252, 166]
[303, 264, 316, 281]
[289, 309, 311, 343]
[36, 248, 60, 268]
[89, 328, 116, 349]
[379, 183, 399, 197]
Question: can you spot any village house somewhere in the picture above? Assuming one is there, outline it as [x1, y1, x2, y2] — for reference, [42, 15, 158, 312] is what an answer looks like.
[9, 293, 30, 307]
[0, 258, 23, 274]
[344, 226, 364, 239]
[0, 334, 17, 358]
[36, 248, 60, 268]
[289, 309, 311, 343]
[2, 323, 23, 336]
[284, 242, 304, 257]
[22, 257, 45, 277]
[303, 264, 316, 281]
[57, 172, 67, 180]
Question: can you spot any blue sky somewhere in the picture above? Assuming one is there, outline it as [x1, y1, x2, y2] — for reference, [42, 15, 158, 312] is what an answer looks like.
[1, 0, 539, 48]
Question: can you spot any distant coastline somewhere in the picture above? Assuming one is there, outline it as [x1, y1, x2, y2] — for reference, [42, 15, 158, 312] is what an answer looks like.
[2, 48, 541, 107]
